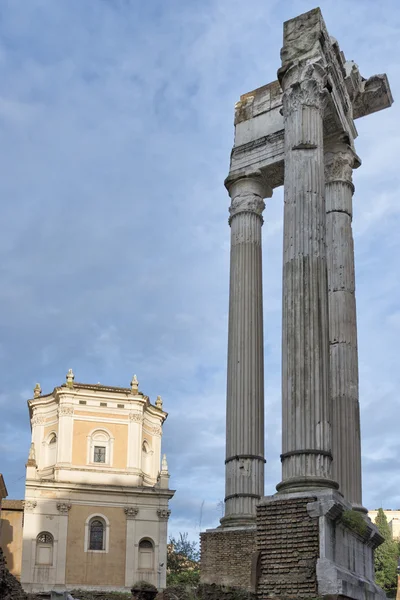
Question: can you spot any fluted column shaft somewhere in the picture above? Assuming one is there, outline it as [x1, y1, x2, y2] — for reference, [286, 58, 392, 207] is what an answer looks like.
[325, 141, 364, 511]
[222, 175, 271, 526]
[278, 63, 337, 493]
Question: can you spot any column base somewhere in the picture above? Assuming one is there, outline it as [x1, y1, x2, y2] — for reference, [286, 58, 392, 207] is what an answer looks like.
[219, 513, 255, 528]
[200, 525, 257, 591]
[256, 489, 385, 600]
[276, 475, 339, 493]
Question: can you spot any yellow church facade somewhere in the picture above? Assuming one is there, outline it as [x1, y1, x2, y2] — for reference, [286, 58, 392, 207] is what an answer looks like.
[21, 371, 174, 594]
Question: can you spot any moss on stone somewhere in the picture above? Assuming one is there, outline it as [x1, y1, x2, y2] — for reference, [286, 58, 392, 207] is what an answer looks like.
[340, 509, 368, 537]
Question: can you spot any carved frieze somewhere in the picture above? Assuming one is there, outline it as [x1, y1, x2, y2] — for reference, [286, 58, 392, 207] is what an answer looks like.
[24, 500, 37, 512]
[57, 502, 71, 513]
[157, 509, 171, 520]
[124, 506, 139, 519]
[129, 411, 143, 423]
[143, 424, 162, 437]
[31, 415, 45, 426]
[58, 406, 74, 417]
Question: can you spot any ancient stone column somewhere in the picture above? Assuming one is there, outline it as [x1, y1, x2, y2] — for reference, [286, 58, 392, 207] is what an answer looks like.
[222, 174, 272, 526]
[277, 63, 337, 492]
[325, 140, 365, 511]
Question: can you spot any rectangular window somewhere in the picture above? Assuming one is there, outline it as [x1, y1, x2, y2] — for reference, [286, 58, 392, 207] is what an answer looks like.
[100, 402, 107, 407]
[79, 400, 87, 405]
[117, 404, 124, 409]
[93, 446, 106, 463]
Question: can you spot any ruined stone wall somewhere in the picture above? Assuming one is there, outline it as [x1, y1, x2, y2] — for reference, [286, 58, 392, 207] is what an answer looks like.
[200, 528, 256, 591]
[256, 497, 319, 599]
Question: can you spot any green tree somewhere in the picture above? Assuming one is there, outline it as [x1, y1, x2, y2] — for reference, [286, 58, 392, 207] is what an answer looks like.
[167, 532, 200, 586]
[374, 508, 398, 591]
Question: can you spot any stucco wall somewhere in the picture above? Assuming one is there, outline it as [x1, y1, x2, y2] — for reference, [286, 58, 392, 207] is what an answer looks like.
[72, 420, 128, 469]
[0, 504, 24, 580]
[65, 504, 126, 587]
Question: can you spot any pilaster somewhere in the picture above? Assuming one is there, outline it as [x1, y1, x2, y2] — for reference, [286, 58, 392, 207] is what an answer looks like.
[57, 405, 74, 467]
[324, 140, 365, 511]
[157, 509, 170, 589]
[222, 173, 272, 525]
[278, 62, 337, 492]
[55, 503, 71, 587]
[124, 506, 139, 588]
[127, 410, 143, 470]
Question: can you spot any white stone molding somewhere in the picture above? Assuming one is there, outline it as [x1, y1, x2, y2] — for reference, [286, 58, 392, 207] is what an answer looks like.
[84, 513, 110, 554]
[58, 405, 74, 417]
[24, 500, 37, 512]
[31, 415, 45, 426]
[86, 428, 115, 467]
[129, 411, 143, 423]
[124, 506, 139, 519]
[143, 423, 162, 437]
[157, 509, 171, 520]
[56, 503, 71, 513]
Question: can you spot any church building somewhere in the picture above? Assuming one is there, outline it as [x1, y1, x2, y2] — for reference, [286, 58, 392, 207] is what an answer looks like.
[20, 370, 174, 593]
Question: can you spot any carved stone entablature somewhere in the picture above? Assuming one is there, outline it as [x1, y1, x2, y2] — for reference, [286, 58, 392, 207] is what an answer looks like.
[57, 502, 71, 513]
[124, 506, 139, 519]
[157, 509, 171, 520]
[129, 411, 143, 423]
[58, 405, 74, 417]
[324, 144, 360, 186]
[24, 500, 37, 512]
[31, 415, 45, 426]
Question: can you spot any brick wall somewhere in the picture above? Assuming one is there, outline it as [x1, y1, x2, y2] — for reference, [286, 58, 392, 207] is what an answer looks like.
[200, 528, 256, 590]
[256, 497, 319, 599]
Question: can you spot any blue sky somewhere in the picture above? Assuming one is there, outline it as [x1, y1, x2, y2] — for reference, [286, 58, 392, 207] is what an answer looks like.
[0, 0, 399, 542]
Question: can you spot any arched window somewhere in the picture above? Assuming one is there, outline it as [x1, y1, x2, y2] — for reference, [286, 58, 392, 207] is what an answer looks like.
[84, 514, 109, 553]
[139, 538, 154, 570]
[87, 429, 114, 466]
[46, 433, 57, 466]
[89, 518, 105, 550]
[142, 440, 153, 476]
[35, 532, 54, 565]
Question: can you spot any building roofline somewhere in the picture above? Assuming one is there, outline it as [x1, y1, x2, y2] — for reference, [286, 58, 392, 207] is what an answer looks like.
[0, 474, 8, 499]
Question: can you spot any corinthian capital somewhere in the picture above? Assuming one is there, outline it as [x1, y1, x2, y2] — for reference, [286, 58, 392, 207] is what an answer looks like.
[225, 174, 272, 223]
[324, 143, 361, 186]
[281, 61, 328, 117]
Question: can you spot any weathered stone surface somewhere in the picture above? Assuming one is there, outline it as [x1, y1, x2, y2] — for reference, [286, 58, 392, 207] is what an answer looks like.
[222, 175, 271, 525]
[257, 491, 385, 600]
[277, 59, 336, 493]
[200, 528, 256, 590]
[325, 139, 364, 512]
[256, 496, 319, 599]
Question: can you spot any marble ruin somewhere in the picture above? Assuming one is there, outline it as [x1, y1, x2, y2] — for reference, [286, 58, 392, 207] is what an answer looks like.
[201, 8, 393, 599]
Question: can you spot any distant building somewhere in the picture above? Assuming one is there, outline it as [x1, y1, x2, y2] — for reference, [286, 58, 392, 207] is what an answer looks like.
[18, 371, 174, 594]
[368, 510, 400, 540]
[0, 475, 7, 510]
[0, 500, 24, 580]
